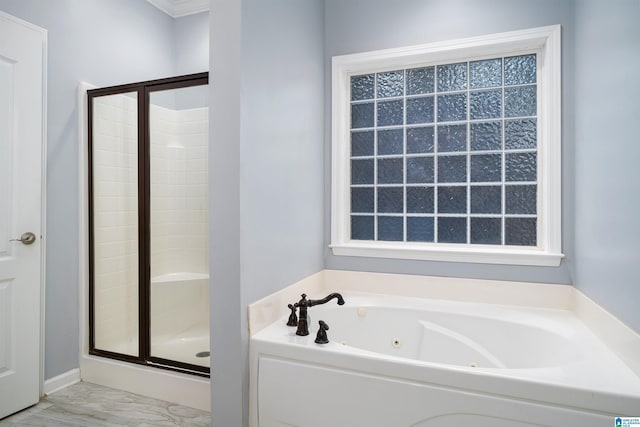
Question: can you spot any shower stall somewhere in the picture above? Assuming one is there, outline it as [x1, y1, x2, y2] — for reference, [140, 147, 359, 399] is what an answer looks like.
[88, 73, 209, 376]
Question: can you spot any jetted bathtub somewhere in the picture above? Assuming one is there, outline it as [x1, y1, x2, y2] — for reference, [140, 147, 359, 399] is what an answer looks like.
[250, 292, 640, 427]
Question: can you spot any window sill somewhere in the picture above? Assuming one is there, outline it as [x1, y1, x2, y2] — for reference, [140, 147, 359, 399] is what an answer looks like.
[329, 242, 564, 267]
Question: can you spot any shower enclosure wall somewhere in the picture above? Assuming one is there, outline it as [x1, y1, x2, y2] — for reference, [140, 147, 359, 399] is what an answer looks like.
[88, 73, 209, 376]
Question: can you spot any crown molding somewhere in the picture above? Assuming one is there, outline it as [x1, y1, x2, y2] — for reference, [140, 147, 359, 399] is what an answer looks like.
[146, 0, 209, 18]
[174, 0, 209, 17]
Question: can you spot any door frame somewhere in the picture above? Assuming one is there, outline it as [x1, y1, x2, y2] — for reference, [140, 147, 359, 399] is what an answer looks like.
[0, 9, 47, 398]
[37, 18, 47, 401]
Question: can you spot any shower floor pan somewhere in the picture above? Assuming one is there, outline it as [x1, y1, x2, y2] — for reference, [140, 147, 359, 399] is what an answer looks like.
[151, 327, 210, 368]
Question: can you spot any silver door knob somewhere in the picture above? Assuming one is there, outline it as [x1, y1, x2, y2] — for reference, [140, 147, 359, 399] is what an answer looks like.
[10, 232, 37, 245]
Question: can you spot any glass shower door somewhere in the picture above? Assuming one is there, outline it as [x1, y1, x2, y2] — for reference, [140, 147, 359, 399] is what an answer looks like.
[90, 91, 140, 357]
[148, 82, 210, 370]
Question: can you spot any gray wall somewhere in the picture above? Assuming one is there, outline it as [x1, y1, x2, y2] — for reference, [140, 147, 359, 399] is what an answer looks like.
[210, 0, 242, 425]
[324, 0, 575, 285]
[173, 12, 209, 110]
[174, 12, 209, 75]
[574, 0, 640, 333]
[0, 0, 175, 380]
[210, 0, 325, 424]
[239, 0, 325, 315]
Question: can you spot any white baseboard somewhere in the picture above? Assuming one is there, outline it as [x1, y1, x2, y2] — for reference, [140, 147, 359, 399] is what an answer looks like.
[44, 368, 81, 395]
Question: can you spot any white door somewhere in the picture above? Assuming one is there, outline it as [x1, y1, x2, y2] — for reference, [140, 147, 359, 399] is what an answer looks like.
[0, 10, 46, 419]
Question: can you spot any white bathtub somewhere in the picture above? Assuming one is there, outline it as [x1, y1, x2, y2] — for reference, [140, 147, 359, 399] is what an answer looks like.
[250, 292, 640, 427]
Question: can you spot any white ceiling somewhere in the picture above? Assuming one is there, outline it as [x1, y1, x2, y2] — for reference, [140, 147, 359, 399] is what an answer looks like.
[146, 0, 209, 18]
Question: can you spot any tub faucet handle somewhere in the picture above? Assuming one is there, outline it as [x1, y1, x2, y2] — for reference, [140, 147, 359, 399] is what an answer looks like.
[315, 320, 329, 344]
[286, 304, 298, 327]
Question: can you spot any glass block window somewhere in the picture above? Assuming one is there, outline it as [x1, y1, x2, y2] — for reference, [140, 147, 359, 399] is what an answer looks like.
[349, 54, 538, 246]
[332, 26, 562, 266]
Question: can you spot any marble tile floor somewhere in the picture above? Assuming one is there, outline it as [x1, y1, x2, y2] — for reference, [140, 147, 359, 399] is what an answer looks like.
[0, 382, 211, 426]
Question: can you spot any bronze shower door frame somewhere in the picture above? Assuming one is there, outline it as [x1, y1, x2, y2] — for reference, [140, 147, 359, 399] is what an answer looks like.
[87, 72, 209, 377]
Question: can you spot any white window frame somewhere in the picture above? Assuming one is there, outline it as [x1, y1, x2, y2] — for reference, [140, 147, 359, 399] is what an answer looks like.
[330, 25, 563, 267]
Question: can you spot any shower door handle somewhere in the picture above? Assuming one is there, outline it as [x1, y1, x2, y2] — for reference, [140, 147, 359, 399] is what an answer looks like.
[10, 232, 37, 245]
